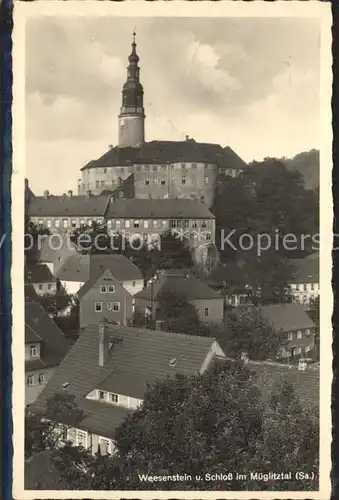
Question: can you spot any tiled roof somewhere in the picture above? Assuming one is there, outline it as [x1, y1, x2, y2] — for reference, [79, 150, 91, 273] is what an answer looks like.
[213, 357, 319, 408]
[106, 198, 214, 219]
[31, 325, 217, 437]
[80, 140, 248, 170]
[25, 301, 69, 370]
[135, 272, 222, 301]
[55, 254, 90, 282]
[24, 284, 39, 301]
[289, 252, 319, 284]
[25, 323, 43, 344]
[260, 303, 315, 332]
[56, 253, 143, 284]
[39, 234, 78, 264]
[25, 264, 56, 284]
[89, 254, 143, 282]
[28, 195, 109, 217]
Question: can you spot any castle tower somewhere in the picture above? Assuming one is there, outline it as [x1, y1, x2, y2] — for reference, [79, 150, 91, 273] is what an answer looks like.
[118, 32, 145, 148]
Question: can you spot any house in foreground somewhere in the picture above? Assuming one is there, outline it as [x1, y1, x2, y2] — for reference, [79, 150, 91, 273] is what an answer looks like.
[30, 323, 225, 455]
[134, 269, 224, 324]
[25, 300, 69, 406]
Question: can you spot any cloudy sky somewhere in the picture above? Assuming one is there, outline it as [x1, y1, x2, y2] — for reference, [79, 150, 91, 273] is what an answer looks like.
[26, 16, 320, 195]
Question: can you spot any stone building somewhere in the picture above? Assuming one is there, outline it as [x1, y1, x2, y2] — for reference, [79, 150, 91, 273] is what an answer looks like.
[78, 33, 248, 208]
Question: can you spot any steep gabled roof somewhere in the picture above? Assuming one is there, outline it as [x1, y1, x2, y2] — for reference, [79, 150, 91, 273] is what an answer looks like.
[28, 195, 109, 217]
[31, 325, 219, 437]
[106, 198, 214, 219]
[89, 254, 143, 282]
[25, 301, 69, 369]
[25, 264, 56, 284]
[135, 272, 221, 302]
[55, 254, 90, 282]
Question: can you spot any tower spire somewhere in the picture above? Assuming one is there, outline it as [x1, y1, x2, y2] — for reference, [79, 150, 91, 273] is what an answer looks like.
[118, 31, 145, 148]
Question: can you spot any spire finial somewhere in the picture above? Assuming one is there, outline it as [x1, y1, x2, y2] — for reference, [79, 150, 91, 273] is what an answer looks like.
[133, 29, 136, 44]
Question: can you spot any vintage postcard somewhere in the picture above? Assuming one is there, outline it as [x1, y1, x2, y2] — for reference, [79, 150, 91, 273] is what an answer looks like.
[12, 1, 332, 498]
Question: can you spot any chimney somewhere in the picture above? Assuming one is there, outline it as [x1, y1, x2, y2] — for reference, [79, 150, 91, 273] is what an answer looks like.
[240, 351, 249, 364]
[98, 323, 109, 367]
[44, 190, 50, 199]
[67, 190, 73, 198]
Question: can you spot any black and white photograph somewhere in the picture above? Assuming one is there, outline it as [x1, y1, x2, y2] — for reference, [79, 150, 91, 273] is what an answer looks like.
[12, 1, 332, 498]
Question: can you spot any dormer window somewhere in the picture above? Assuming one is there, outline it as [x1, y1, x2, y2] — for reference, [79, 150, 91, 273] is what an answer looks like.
[98, 390, 106, 400]
[30, 344, 38, 358]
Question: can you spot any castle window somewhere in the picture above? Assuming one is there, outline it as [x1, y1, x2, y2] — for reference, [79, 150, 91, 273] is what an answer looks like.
[204, 176, 209, 184]
[206, 233, 211, 240]
[134, 220, 140, 228]
[113, 302, 120, 312]
[153, 165, 157, 172]
[62, 219, 68, 229]
[100, 180, 105, 187]
[38, 373, 46, 385]
[27, 375, 34, 387]
[100, 285, 107, 294]
[125, 220, 130, 228]
[144, 220, 149, 229]
[161, 178, 166, 185]
[153, 220, 158, 228]
[145, 178, 150, 185]
[162, 220, 167, 227]
[202, 221, 207, 229]
[107, 302, 113, 311]
[104, 168, 107, 174]
[144, 165, 150, 172]
[181, 163, 186, 169]
[136, 165, 142, 172]
[181, 173, 186, 185]
[96, 181, 100, 189]
[192, 163, 197, 168]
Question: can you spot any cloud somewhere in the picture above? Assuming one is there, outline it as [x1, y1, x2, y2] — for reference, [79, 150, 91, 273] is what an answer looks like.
[24, 16, 321, 194]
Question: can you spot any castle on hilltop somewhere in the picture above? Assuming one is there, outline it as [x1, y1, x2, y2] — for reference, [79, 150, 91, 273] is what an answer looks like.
[77, 33, 248, 208]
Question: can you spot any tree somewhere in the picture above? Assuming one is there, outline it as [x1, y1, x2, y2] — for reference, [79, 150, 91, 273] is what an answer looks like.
[157, 289, 209, 335]
[246, 381, 319, 490]
[26, 368, 319, 491]
[222, 307, 286, 361]
[111, 361, 264, 490]
[38, 289, 74, 319]
[24, 217, 50, 264]
[25, 393, 85, 459]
